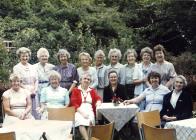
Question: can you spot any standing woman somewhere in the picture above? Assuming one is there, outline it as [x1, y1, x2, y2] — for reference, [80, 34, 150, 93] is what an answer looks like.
[160, 75, 192, 125]
[105, 48, 123, 86]
[34, 48, 54, 103]
[119, 49, 137, 99]
[150, 44, 176, 89]
[94, 50, 107, 99]
[133, 47, 153, 96]
[53, 49, 79, 94]
[77, 52, 98, 89]
[70, 73, 101, 140]
[13, 47, 38, 118]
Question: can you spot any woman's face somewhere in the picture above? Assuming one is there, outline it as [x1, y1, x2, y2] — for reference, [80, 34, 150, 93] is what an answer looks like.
[20, 52, 30, 65]
[155, 51, 165, 62]
[39, 53, 48, 64]
[142, 52, 151, 63]
[11, 79, 21, 91]
[109, 72, 118, 85]
[50, 76, 60, 89]
[80, 55, 90, 67]
[127, 53, 136, 64]
[110, 52, 119, 65]
[81, 75, 91, 87]
[95, 54, 104, 66]
[149, 76, 160, 88]
[59, 54, 68, 65]
[174, 77, 184, 91]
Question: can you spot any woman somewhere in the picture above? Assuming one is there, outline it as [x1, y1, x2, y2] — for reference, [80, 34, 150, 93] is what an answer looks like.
[149, 44, 176, 89]
[77, 52, 98, 89]
[13, 47, 38, 118]
[103, 70, 126, 102]
[34, 48, 54, 102]
[119, 49, 138, 99]
[3, 73, 34, 126]
[53, 49, 79, 93]
[37, 71, 70, 114]
[94, 50, 107, 99]
[160, 75, 192, 124]
[70, 73, 101, 140]
[124, 72, 170, 112]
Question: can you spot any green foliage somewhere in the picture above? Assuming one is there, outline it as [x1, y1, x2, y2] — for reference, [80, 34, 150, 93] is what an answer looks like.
[0, 0, 195, 83]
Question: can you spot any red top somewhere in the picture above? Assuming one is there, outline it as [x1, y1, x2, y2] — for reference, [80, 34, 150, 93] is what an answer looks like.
[70, 87, 101, 116]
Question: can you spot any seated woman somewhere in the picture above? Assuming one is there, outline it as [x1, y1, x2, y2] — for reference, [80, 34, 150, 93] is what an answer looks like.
[2, 73, 34, 125]
[103, 70, 126, 102]
[124, 72, 170, 112]
[160, 75, 193, 125]
[70, 73, 101, 140]
[37, 70, 70, 115]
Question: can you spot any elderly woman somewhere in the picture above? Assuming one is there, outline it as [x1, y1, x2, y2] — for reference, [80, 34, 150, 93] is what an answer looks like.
[149, 44, 176, 89]
[94, 50, 107, 99]
[105, 48, 123, 86]
[13, 47, 38, 118]
[103, 70, 126, 102]
[3, 73, 34, 125]
[77, 52, 98, 89]
[124, 72, 170, 112]
[37, 71, 70, 114]
[119, 49, 138, 99]
[160, 75, 192, 124]
[70, 73, 101, 140]
[34, 48, 54, 101]
[53, 49, 79, 93]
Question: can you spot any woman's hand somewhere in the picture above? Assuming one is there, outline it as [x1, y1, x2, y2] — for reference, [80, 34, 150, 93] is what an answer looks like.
[123, 100, 133, 105]
[19, 112, 27, 120]
[163, 115, 176, 121]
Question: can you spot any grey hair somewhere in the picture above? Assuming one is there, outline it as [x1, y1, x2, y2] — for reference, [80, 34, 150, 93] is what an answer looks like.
[57, 49, 70, 60]
[108, 48, 122, 60]
[37, 48, 49, 58]
[175, 75, 188, 87]
[16, 47, 31, 58]
[94, 49, 106, 60]
[80, 73, 92, 82]
[9, 73, 22, 82]
[49, 70, 61, 81]
[124, 49, 137, 59]
[140, 47, 153, 58]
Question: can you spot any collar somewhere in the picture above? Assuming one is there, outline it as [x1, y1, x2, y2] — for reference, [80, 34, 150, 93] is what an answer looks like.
[78, 85, 92, 93]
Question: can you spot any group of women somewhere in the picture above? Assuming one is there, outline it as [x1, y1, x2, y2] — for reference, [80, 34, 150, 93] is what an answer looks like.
[2, 44, 193, 140]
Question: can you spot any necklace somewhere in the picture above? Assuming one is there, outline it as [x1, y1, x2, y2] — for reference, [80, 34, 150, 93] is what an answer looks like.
[81, 91, 89, 103]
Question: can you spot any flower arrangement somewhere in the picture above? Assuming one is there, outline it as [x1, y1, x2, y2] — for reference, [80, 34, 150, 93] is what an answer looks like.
[112, 96, 123, 106]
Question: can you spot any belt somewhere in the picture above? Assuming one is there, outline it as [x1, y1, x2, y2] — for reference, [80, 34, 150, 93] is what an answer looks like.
[39, 81, 49, 84]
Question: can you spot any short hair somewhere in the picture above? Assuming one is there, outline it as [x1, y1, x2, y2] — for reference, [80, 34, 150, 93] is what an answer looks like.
[79, 52, 92, 62]
[108, 48, 122, 60]
[175, 75, 187, 87]
[94, 49, 106, 60]
[153, 44, 166, 55]
[16, 47, 31, 58]
[49, 70, 61, 81]
[9, 73, 22, 82]
[108, 70, 118, 78]
[140, 47, 153, 58]
[80, 73, 92, 82]
[37, 48, 49, 58]
[147, 71, 161, 84]
[124, 49, 137, 60]
[57, 49, 70, 61]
